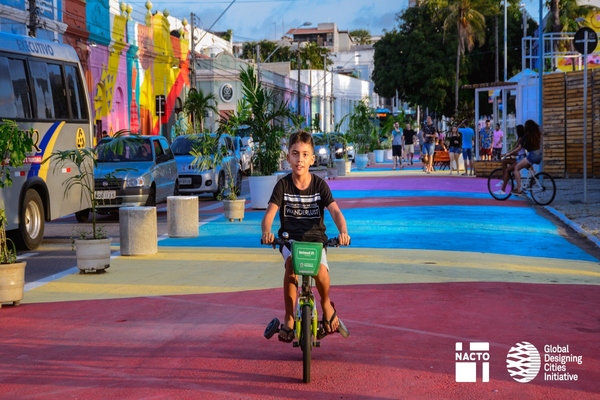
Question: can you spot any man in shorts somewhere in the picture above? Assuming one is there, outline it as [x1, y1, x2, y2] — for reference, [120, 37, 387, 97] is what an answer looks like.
[479, 119, 493, 161]
[458, 119, 475, 176]
[403, 122, 416, 165]
[391, 122, 403, 170]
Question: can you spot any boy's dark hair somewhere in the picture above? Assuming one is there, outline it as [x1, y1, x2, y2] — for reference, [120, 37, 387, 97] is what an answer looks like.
[288, 130, 314, 152]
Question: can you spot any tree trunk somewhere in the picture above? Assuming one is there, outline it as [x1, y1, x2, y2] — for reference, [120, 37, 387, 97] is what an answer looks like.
[455, 40, 461, 117]
[495, 15, 499, 82]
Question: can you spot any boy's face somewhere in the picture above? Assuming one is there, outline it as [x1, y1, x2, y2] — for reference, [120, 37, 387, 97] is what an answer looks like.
[287, 141, 315, 177]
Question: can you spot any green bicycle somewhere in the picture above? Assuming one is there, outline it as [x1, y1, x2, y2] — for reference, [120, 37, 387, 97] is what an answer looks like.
[263, 233, 349, 384]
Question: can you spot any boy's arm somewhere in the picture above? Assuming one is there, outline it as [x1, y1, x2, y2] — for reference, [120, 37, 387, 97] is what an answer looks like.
[327, 201, 350, 245]
[261, 203, 279, 244]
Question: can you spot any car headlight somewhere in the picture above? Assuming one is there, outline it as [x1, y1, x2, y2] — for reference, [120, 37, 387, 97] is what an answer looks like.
[318, 148, 327, 155]
[347, 145, 354, 151]
[125, 177, 145, 187]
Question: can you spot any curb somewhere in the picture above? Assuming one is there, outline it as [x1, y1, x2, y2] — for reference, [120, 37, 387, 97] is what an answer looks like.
[545, 206, 600, 249]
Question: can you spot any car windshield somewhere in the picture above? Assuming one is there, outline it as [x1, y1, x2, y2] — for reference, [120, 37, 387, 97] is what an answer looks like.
[171, 135, 218, 156]
[96, 137, 152, 162]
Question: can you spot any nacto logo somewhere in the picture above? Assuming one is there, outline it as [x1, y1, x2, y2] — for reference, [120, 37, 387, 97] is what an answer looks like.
[506, 342, 541, 383]
[455, 342, 490, 382]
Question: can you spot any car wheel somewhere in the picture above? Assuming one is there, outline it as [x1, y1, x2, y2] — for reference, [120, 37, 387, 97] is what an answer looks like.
[75, 209, 90, 223]
[213, 173, 224, 200]
[145, 185, 156, 207]
[235, 170, 242, 196]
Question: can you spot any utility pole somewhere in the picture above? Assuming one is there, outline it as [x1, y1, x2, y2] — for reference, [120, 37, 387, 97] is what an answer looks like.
[323, 54, 327, 132]
[330, 65, 334, 129]
[28, 0, 39, 37]
[297, 52, 301, 116]
[190, 13, 197, 89]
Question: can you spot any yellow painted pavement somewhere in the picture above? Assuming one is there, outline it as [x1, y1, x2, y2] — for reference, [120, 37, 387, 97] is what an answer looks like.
[23, 246, 600, 304]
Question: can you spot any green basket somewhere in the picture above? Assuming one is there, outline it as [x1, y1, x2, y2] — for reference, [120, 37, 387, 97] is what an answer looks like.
[292, 241, 323, 276]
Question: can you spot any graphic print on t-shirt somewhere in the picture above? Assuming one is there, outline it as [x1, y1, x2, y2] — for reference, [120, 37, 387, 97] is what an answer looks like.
[283, 193, 322, 219]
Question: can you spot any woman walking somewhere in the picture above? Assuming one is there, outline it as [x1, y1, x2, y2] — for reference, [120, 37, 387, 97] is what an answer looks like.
[447, 126, 462, 175]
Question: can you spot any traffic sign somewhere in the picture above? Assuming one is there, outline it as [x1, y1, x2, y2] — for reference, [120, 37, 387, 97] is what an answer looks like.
[574, 27, 598, 55]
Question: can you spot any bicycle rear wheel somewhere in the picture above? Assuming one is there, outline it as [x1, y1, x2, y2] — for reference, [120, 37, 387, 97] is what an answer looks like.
[301, 304, 312, 383]
[488, 168, 513, 200]
[530, 172, 556, 205]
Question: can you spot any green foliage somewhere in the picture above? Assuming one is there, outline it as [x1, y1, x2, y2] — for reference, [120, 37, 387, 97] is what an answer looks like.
[373, 1, 539, 117]
[238, 65, 297, 175]
[350, 29, 372, 45]
[184, 89, 219, 133]
[189, 134, 225, 172]
[0, 120, 34, 263]
[44, 130, 134, 241]
[347, 98, 376, 154]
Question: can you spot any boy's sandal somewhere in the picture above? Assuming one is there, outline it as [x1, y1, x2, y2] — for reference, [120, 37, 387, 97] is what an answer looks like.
[278, 325, 295, 343]
[318, 302, 350, 339]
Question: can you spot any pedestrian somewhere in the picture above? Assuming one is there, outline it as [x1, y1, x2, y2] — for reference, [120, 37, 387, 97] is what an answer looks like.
[403, 122, 416, 165]
[479, 119, 493, 161]
[458, 119, 475, 176]
[447, 125, 462, 175]
[492, 123, 504, 160]
[422, 115, 438, 174]
[391, 122, 403, 170]
[261, 130, 351, 342]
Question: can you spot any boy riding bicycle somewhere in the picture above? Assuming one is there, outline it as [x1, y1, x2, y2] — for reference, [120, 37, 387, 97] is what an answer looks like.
[261, 130, 351, 342]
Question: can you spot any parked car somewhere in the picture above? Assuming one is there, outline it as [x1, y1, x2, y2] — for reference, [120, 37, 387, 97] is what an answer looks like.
[236, 135, 254, 175]
[94, 135, 177, 213]
[171, 133, 243, 199]
[312, 133, 331, 166]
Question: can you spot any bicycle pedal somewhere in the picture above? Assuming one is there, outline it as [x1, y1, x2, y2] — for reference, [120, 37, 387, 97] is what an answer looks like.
[315, 341, 321, 347]
[293, 342, 299, 348]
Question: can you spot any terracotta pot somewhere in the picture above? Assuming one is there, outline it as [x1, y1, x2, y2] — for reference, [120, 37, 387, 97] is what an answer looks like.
[0, 261, 26, 308]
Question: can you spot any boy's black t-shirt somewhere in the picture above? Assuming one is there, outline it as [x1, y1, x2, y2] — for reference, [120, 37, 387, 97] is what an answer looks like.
[268, 173, 335, 243]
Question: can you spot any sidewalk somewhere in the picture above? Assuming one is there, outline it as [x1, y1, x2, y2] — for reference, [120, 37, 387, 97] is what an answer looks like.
[2, 162, 599, 399]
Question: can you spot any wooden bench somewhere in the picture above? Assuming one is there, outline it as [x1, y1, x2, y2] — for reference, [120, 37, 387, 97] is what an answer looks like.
[433, 151, 451, 171]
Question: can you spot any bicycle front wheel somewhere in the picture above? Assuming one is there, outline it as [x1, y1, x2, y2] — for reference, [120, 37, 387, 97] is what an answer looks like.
[301, 304, 312, 384]
[530, 172, 556, 205]
[488, 168, 513, 200]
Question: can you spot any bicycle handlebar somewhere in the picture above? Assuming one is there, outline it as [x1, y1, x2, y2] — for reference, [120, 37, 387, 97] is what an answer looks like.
[261, 236, 350, 249]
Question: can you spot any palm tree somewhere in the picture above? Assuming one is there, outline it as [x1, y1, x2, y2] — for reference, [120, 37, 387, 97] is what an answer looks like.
[443, 0, 486, 116]
[184, 89, 219, 133]
[238, 65, 298, 175]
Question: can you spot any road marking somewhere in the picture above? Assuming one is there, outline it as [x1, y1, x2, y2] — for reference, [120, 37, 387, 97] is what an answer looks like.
[17, 252, 38, 260]
[25, 267, 79, 292]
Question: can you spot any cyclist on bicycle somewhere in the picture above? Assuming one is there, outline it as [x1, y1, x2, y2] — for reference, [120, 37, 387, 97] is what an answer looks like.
[496, 120, 542, 195]
[261, 130, 351, 342]
[494, 124, 524, 195]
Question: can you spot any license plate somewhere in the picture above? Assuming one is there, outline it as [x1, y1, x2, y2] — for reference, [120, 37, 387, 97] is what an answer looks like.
[95, 190, 116, 200]
[179, 177, 192, 185]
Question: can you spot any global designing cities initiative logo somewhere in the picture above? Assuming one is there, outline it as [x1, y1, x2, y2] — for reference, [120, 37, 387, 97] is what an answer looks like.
[506, 342, 542, 383]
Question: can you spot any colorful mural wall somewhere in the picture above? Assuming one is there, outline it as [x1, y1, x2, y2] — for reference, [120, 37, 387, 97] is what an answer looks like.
[84, 0, 190, 141]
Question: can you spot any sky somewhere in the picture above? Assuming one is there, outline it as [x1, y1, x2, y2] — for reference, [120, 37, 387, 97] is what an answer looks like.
[132, 0, 547, 43]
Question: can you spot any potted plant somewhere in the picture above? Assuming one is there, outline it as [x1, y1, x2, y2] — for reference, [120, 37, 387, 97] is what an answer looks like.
[237, 65, 298, 209]
[0, 120, 34, 307]
[44, 130, 133, 273]
[347, 98, 375, 170]
[217, 163, 246, 222]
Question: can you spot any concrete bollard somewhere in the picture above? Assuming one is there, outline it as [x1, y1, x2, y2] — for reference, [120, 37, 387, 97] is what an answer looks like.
[167, 196, 199, 238]
[119, 206, 157, 256]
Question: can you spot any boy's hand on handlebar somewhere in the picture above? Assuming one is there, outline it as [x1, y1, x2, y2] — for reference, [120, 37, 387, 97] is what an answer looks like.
[338, 232, 351, 246]
[261, 232, 274, 245]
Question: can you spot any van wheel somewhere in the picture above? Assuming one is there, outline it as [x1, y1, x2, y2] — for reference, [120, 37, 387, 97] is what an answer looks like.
[17, 189, 45, 250]
[75, 209, 90, 223]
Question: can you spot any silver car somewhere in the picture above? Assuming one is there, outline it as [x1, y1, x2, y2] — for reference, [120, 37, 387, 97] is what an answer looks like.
[171, 134, 243, 199]
[94, 135, 178, 213]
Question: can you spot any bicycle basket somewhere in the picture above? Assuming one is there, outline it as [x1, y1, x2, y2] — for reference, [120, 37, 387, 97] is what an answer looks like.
[292, 241, 323, 276]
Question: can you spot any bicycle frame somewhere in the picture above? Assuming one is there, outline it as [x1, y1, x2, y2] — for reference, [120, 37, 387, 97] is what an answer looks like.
[295, 275, 319, 345]
[488, 164, 556, 205]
